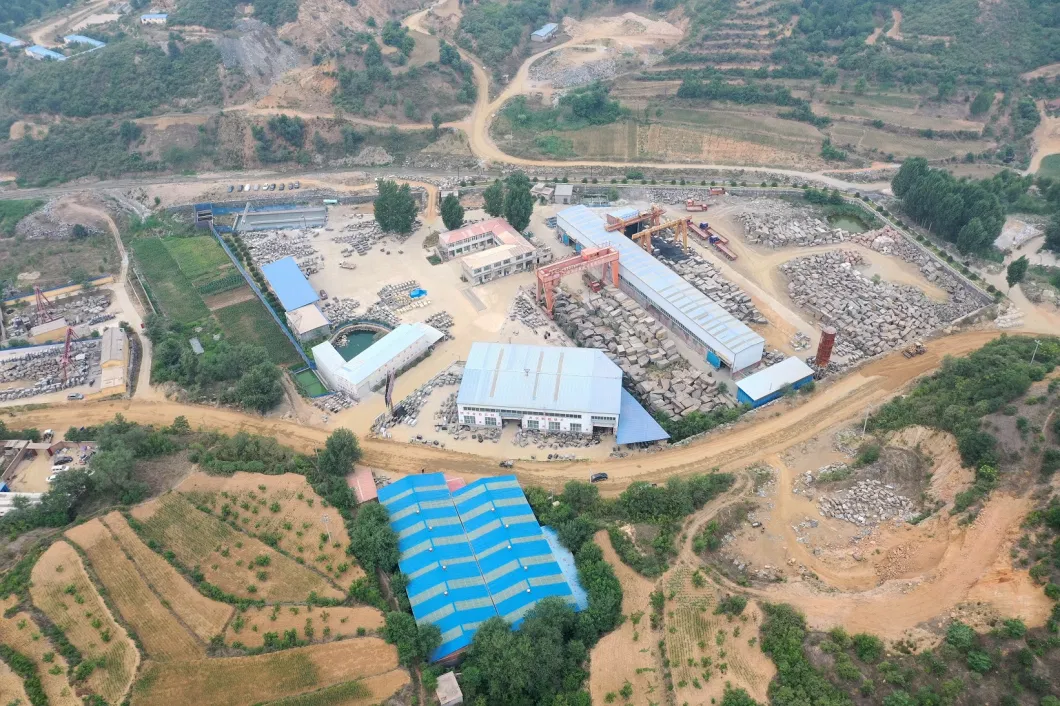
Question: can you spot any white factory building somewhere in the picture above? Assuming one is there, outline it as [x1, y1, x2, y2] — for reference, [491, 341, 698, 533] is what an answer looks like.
[439, 216, 551, 285]
[312, 323, 444, 400]
[556, 205, 765, 372]
[456, 342, 669, 445]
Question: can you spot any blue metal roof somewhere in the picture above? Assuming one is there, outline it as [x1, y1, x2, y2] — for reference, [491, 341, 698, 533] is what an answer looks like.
[378, 473, 580, 662]
[260, 256, 318, 311]
[556, 205, 764, 370]
[616, 389, 670, 444]
[0, 33, 24, 47]
[141, 13, 168, 19]
[26, 45, 66, 60]
[532, 22, 558, 37]
[457, 342, 622, 417]
[64, 35, 105, 48]
[736, 356, 814, 402]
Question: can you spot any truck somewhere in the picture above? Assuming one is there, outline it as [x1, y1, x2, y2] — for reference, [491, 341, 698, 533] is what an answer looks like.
[582, 272, 603, 292]
[902, 341, 926, 358]
[323, 199, 339, 206]
[709, 186, 726, 195]
[685, 198, 708, 212]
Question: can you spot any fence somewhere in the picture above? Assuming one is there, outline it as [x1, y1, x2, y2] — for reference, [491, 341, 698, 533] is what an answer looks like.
[207, 223, 312, 369]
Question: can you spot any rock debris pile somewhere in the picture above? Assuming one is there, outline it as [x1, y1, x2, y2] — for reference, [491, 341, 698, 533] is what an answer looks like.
[0, 340, 101, 401]
[242, 229, 319, 269]
[653, 243, 765, 324]
[312, 391, 355, 414]
[817, 479, 917, 526]
[513, 428, 599, 451]
[509, 292, 552, 333]
[364, 302, 400, 328]
[7, 294, 113, 337]
[739, 199, 850, 248]
[779, 247, 973, 361]
[319, 297, 361, 323]
[551, 287, 732, 418]
[528, 50, 617, 88]
[336, 219, 386, 256]
[14, 201, 104, 240]
[423, 311, 454, 339]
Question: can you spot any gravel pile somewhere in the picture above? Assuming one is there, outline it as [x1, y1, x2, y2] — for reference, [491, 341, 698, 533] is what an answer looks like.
[552, 287, 732, 418]
[818, 479, 917, 525]
[15, 201, 104, 240]
[529, 50, 617, 88]
[821, 168, 898, 183]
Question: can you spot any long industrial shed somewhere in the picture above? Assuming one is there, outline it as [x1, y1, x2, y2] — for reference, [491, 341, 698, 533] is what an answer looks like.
[556, 205, 764, 372]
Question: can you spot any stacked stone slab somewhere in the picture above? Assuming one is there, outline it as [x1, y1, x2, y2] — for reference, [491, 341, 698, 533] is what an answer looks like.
[551, 287, 731, 418]
[510, 292, 551, 332]
[7, 294, 113, 338]
[319, 297, 361, 323]
[0, 340, 101, 401]
[780, 249, 952, 361]
[817, 479, 917, 526]
[738, 198, 850, 248]
[242, 229, 319, 266]
[653, 243, 766, 324]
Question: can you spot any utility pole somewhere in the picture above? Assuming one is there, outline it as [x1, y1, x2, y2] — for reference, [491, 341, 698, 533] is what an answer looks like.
[321, 513, 332, 543]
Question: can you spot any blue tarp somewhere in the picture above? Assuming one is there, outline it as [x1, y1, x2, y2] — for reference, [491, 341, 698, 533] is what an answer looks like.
[260, 256, 318, 311]
[616, 389, 670, 445]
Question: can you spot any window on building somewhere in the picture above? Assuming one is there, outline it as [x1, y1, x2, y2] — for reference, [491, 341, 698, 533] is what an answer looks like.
[485, 417, 498, 427]
[526, 419, 539, 430]
[569, 423, 581, 433]
[463, 415, 476, 425]
[549, 421, 560, 432]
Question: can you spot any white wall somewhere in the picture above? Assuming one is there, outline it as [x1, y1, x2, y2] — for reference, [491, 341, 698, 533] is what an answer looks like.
[456, 406, 615, 434]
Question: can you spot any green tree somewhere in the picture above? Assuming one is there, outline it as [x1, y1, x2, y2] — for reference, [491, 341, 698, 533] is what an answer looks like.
[956, 218, 990, 254]
[503, 171, 534, 231]
[1045, 212, 1060, 253]
[374, 179, 418, 234]
[1006, 255, 1029, 288]
[945, 621, 976, 652]
[89, 446, 139, 501]
[382, 612, 442, 666]
[721, 686, 761, 706]
[349, 502, 399, 573]
[482, 179, 504, 217]
[441, 193, 465, 231]
[431, 111, 442, 138]
[228, 363, 283, 413]
[317, 428, 362, 476]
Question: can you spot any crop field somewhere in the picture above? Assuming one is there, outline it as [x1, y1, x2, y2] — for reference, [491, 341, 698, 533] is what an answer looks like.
[65, 519, 205, 661]
[129, 638, 406, 706]
[0, 660, 30, 704]
[29, 541, 140, 704]
[661, 567, 774, 705]
[213, 299, 301, 365]
[225, 605, 384, 648]
[827, 123, 992, 160]
[132, 493, 345, 603]
[101, 511, 234, 642]
[0, 596, 80, 706]
[177, 471, 363, 584]
[162, 236, 234, 287]
[131, 238, 210, 323]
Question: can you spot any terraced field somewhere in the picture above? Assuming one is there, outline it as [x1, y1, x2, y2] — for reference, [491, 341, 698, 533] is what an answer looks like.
[224, 605, 384, 648]
[0, 597, 80, 706]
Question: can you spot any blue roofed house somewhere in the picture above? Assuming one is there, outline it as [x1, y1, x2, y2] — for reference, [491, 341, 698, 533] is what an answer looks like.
[0, 33, 25, 48]
[26, 45, 66, 61]
[260, 256, 319, 311]
[735, 356, 815, 408]
[531, 22, 559, 42]
[63, 35, 106, 49]
[141, 12, 168, 24]
[378, 473, 583, 663]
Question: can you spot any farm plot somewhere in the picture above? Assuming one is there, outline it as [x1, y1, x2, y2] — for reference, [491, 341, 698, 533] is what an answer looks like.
[100, 511, 234, 642]
[259, 674, 409, 706]
[131, 238, 209, 324]
[132, 493, 345, 603]
[661, 567, 774, 705]
[65, 519, 204, 661]
[827, 123, 993, 161]
[225, 605, 383, 648]
[129, 638, 407, 706]
[29, 541, 139, 704]
[163, 236, 234, 287]
[177, 471, 363, 584]
[213, 299, 301, 365]
[0, 596, 80, 706]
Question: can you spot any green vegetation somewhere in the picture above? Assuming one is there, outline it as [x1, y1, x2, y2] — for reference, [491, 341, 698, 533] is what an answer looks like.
[131, 238, 210, 323]
[479, 171, 534, 231]
[381, 611, 441, 667]
[162, 236, 234, 287]
[868, 335, 1060, 469]
[170, 0, 241, 28]
[0, 644, 47, 706]
[0, 199, 41, 236]
[3, 119, 155, 186]
[373, 179, 418, 234]
[6, 41, 222, 118]
[1040, 154, 1060, 181]
[253, 0, 299, 27]
[760, 603, 851, 705]
[498, 84, 628, 145]
[0, 0, 74, 31]
[653, 403, 746, 443]
[457, 0, 551, 78]
[1007, 255, 1029, 288]
[213, 300, 300, 365]
[260, 680, 372, 705]
[440, 193, 464, 231]
[146, 314, 285, 412]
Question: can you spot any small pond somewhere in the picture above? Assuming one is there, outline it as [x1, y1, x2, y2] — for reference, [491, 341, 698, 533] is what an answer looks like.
[334, 330, 382, 361]
[828, 214, 871, 233]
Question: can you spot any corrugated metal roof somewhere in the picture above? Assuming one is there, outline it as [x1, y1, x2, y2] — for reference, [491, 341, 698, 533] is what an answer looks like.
[556, 205, 764, 367]
[311, 340, 346, 372]
[532, 22, 558, 37]
[457, 342, 622, 417]
[316, 323, 443, 389]
[141, 13, 168, 19]
[736, 356, 814, 401]
[64, 35, 105, 47]
[0, 33, 24, 46]
[378, 473, 579, 662]
[101, 328, 126, 364]
[26, 45, 66, 60]
[554, 184, 574, 196]
[261, 256, 319, 311]
[616, 389, 670, 444]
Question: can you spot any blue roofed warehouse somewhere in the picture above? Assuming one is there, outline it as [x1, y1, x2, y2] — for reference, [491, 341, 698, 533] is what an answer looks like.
[735, 356, 814, 408]
[260, 256, 319, 311]
[378, 473, 584, 663]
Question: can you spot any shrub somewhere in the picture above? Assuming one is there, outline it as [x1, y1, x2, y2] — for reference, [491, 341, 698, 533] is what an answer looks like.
[852, 633, 884, 663]
[945, 621, 976, 652]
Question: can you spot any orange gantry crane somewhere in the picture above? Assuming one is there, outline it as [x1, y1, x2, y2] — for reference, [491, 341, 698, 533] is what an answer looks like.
[604, 205, 665, 232]
[536, 247, 620, 316]
[630, 217, 688, 253]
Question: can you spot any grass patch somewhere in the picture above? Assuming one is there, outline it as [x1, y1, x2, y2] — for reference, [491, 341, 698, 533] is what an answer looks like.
[213, 300, 300, 365]
[1038, 153, 1060, 180]
[162, 236, 233, 286]
[131, 238, 209, 323]
[292, 369, 327, 397]
[0, 200, 43, 236]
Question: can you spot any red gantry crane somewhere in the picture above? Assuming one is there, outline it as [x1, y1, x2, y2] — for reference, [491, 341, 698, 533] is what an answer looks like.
[536, 247, 620, 316]
[34, 285, 56, 325]
[59, 327, 77, 383]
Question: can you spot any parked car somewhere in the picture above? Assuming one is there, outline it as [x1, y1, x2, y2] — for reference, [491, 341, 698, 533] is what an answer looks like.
[67, 392, 84, 400]
[227, 185, 234, 193]
[589, 472, 608, 483]
[319, 289, 328, 300]
[47, 473, 61, 483]
[293, 181, 301, 189]
[51, 465, 69, 473]
[278, 183, 285, 191]
[244, 184, 251, 192]
[54, 455, 73, 464]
